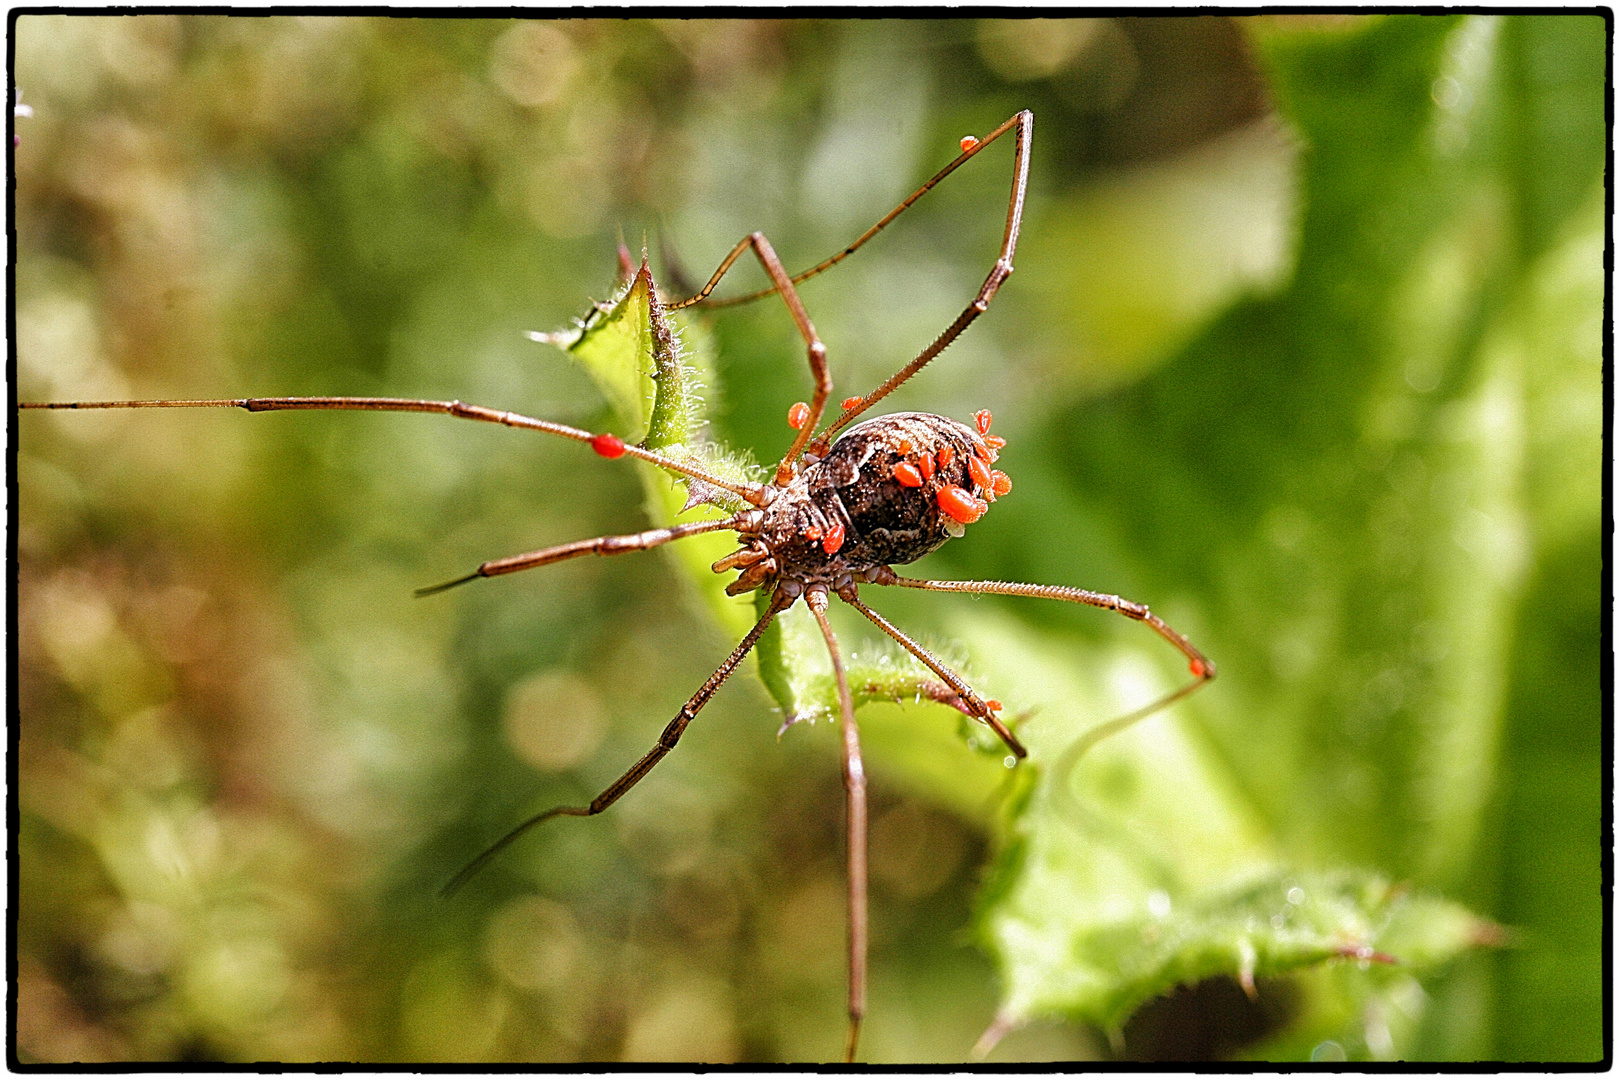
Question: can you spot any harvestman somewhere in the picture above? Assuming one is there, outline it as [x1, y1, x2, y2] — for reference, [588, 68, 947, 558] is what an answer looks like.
[23, 111, 1214, 1062]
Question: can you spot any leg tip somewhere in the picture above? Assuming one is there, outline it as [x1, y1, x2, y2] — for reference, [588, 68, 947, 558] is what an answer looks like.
[415, 571, 482, 597]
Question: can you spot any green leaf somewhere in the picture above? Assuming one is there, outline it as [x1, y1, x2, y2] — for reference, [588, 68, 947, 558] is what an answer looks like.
[959, 13, 1602, 1059]
[533, 265, 657, 444]
[534, 261, 755, 637]
[993, 845, 1488, 1033]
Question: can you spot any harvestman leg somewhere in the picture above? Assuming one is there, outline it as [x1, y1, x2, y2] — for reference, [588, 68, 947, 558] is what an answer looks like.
[816, 111, 1031, 450]
[870, 574, 1213, 1061]
[441, 588, 795, 898]
[671, 111, 1034, 472]
[667, 232, 831, 485]
[415, 515, 744, 596]
[20, 397, 789, 898]
[881, 572, 1214, 679]
[20, 396, 770, 507]
[873, 568, 1216, 753]
[837, 588, 1027, 759]
[804, 588, 868, 1064]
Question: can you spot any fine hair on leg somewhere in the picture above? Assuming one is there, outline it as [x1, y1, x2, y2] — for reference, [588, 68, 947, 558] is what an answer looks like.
[879, 571, 1215, 687]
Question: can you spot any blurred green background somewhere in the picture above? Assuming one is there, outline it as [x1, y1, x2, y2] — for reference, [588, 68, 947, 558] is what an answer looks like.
[13, 15, 1604, 1063]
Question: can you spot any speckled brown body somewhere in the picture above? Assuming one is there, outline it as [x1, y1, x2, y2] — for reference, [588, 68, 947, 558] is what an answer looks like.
[722, 413, 990, 594]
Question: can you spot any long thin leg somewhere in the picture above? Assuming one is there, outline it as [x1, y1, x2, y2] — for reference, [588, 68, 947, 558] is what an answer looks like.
[838, 588, 1027, 759]
[415, 515, 742, 596]
[805, 588, 867, 1064]
[671, 113, 1031, 470]
[674, 111, 1030, 313]
[19, 396, 770, 507]
[873, 570, 1216, 743]
[881, 571, 1215, 679]
[810, 111, 1033, 453]
[440, 586, 793, 898]
[661, 232, 830, 484]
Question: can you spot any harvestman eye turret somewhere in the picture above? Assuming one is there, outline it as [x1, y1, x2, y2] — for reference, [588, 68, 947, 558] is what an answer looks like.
[22, 111, 1214, 1063]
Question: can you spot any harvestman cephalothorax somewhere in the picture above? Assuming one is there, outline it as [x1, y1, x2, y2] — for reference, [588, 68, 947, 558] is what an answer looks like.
[22, 111, 1214, 1062]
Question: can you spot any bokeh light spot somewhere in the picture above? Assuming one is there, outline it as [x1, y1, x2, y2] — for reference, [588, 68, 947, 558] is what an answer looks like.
[503, 670, 607, 772]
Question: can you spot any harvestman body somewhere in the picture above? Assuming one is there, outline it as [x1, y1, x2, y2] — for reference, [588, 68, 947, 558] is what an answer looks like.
[23, 112, 1214, 1062]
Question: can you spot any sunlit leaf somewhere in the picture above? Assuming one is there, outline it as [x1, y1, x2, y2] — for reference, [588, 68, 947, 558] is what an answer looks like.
[1002, 865, 1485, 1033]
[959, 13, 1602, 1060]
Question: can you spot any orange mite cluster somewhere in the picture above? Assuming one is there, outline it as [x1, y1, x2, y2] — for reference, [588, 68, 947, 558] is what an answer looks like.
[890, 409, 1011, 525]
[780, 404, 1012, 548]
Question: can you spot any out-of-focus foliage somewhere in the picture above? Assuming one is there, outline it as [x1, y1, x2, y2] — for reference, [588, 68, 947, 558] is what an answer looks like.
[967, 15, 1606, 1059]
[14, 15, 1602, 1064]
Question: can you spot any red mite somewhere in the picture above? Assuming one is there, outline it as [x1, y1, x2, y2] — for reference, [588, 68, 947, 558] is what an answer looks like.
[937, 484, 983, 524]
[822, 518, 846, 555]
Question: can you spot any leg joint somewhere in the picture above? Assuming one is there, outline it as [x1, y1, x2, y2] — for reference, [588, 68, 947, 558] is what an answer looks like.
[660, 707, 697, 748]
